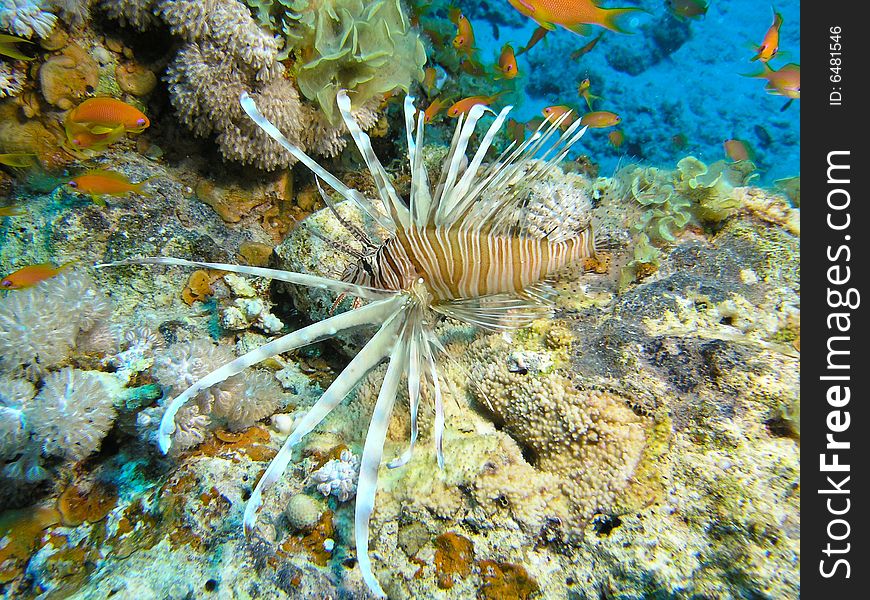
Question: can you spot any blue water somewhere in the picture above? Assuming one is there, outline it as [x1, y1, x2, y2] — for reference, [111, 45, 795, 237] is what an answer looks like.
[460, 0, 799, 184]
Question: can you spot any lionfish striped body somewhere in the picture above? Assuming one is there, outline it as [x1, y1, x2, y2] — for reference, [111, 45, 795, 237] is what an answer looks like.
[356, 225, 596, 301]
[101, 90, 596, 597]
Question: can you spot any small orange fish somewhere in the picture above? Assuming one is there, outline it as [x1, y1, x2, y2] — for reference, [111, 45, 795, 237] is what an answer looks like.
[0, 205, 24, 217]
[450, 9, 476, 56]
[745, 62, 800, 98]
[577, 78, 601, 110]
[517, 26, 549, 56]
[507, 0, 644, 36]
[423, 97, 447, 123]
[67, 97, 150, 134]
[525, 117, 546, 132]
[667, 0, 709, 21]
[542, 105, 578, 129]
[724, 139, 755, 162]
[751, 10, 784, 62]
[67, 170, 152, 198]
[422, 67, 439, 96]
[570, 31, 605, 61]
[608, 129, 625, 149]
[447, 94, 503, 118]
[1, 263, 71, 290]
[64, 123, 127, 156]
[494, 44, 519, 80]
[506, 118, 527, 145]
[580, 110, 621, 128]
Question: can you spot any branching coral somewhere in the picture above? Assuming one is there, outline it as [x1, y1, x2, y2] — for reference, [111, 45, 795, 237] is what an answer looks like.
[0, 271, 112, 380]
[0, 0, 57, 38]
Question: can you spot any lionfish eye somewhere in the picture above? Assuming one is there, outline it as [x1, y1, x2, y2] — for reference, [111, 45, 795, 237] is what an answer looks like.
[360, 259, 374, 277]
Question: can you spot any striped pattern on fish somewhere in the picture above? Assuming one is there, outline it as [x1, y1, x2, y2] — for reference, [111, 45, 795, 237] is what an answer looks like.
[360, 225, 596, 301]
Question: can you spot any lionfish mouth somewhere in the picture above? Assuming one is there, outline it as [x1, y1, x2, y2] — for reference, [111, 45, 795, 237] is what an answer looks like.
[98, 87, 594, 598]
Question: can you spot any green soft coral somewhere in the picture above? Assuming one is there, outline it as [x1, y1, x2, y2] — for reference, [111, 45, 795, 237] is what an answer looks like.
[248, 0, 426, 124]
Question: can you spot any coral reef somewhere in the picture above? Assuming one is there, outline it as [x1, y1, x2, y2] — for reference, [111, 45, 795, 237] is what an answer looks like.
[0, 271, 112, 380]
[101, 0, 390, 169]
[0, 0, 57, 38]
[0, 61, 24, 98]
[310, 448, 359, 502]
[27, 367, 117, 461]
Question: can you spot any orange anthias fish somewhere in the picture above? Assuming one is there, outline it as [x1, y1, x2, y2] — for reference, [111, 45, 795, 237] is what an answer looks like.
[447, 94, 503, 118]
[608, 129, 625, 149]
[494, 44, 519, 80]
[449, 8, 476, 56]
[506, 118, 527, 145]
[517, 26, 549, 56]
[67, 170, 152, 199]
[746, 62, 800, 98]
[751, 10, 784, 62]
[580, 110, 621, 128]
[64, 125, 127, 156]
[1, 263, 71, 290]
[423, 97, 448, 123]
[542, 105, 577, 129]
[724, 139, 755, 162]
[667, 0, 709, 21]
[577, 77, 601, 110]
[67, 98, 150, 134]
[570, 31, 605, 61]
[507, 0, 644, 35]
[422, 67, 438, 96]
[672, 133, 688, 149]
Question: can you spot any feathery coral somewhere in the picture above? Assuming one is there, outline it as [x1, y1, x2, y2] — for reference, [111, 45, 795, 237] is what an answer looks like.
[26, 368, 117, 461]
[0, 271, 112, 379]
[0, 0, 57, 38]
[0, 62, 24, 98]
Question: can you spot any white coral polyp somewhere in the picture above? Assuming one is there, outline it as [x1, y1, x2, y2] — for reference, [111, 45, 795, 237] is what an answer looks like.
[27, 368, 117, 461]
[0, 0, 57, 38]
[310, 449, 359, 502]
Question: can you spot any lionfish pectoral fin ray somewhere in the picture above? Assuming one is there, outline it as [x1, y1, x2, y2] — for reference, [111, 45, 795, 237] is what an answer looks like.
[240, 92, 393, 232]
[388, 316, 424, 469]
[433, 294, 554, 331]
[355, 316, 412, 599]
[336, 91, 410, 230]
[156, 294, 406, 453]
[95, 256, 393, 301]
[243, 298, 408, 534]
[422, 330, 446, 469]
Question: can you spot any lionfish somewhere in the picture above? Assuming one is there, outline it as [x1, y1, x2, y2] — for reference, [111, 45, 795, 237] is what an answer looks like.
[102, 90, 597, 597]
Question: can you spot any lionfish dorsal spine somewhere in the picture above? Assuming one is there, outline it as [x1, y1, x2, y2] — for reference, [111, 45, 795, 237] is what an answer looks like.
[240, 92, 394, 232]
